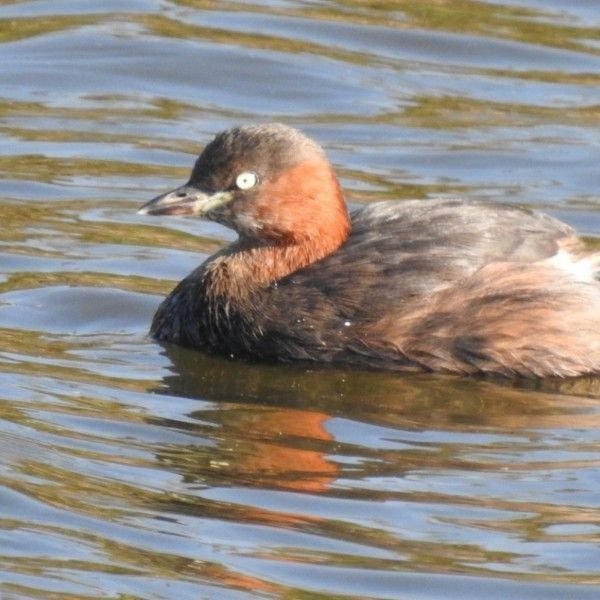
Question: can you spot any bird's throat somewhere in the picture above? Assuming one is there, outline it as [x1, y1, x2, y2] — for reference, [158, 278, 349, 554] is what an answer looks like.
[203, 236, 345, 300]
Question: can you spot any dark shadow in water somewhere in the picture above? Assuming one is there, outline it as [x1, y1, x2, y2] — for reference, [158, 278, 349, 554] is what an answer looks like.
[158, 341, 600, 421]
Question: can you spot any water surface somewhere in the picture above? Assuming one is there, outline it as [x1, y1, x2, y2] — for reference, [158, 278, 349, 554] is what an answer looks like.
[0, 1, 599, 598]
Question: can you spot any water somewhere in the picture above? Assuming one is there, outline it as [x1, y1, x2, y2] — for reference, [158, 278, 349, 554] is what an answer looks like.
[1, 1, 599, 598]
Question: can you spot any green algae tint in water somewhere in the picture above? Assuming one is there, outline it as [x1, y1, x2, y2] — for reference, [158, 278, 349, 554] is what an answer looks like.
[0, 1, 599, 598]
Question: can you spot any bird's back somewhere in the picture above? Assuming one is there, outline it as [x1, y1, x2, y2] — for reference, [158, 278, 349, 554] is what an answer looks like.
[250, 200, 599, 375]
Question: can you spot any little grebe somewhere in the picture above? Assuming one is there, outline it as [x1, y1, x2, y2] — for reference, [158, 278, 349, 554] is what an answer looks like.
[139, 124, 600, 377]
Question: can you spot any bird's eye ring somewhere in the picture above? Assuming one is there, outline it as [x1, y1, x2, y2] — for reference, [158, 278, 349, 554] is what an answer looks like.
[235, 171, 259, 190]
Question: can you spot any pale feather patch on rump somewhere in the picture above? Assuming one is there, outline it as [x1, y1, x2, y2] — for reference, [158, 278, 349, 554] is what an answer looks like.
[550, 236, 600, 283]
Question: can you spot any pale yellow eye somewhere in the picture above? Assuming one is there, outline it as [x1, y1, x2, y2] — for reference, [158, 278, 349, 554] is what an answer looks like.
[235, 171, 258, 190]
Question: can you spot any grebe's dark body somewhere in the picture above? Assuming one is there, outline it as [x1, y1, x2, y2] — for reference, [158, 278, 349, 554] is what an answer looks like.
[140, 124, 600, 377]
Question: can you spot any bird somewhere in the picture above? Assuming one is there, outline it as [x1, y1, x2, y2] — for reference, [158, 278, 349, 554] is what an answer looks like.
[138, 123, 600, 377]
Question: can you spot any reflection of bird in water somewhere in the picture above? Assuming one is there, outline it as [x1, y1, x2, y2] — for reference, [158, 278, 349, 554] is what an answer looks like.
[152, 345, 600, 496]
[140, 124, 600, 377]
